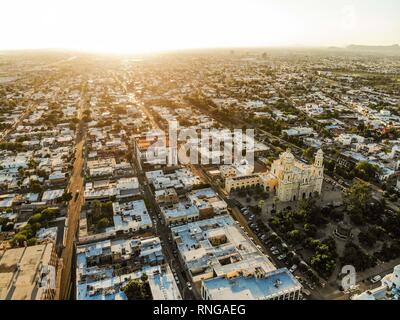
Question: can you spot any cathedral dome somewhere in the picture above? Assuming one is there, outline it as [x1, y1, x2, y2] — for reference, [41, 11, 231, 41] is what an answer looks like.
[281, 149, 295, 162]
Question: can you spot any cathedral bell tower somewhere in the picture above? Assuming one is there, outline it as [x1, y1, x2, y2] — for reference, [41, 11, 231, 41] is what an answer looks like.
[313, 149, 324, 195]
[314, 149, 324, 168]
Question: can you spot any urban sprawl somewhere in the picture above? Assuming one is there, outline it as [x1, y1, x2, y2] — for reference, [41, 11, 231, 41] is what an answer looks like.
[0, 48, 400, 301]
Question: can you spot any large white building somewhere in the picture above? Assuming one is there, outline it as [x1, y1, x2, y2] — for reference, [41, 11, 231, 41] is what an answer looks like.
[262, 149, 324, 202]
[352, 264, 400, 300]
[224, 149, 324, 203]
[170, 215, 302, 300]
[201, 268, 302, 300]
[171, 215, 276, 283]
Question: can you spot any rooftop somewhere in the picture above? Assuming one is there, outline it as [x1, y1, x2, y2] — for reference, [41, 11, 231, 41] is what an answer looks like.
[0, 243, 56, 300]
[171, 215, 275, 280]
[203, 268, 302, 300]
[76, 237, 181, 300]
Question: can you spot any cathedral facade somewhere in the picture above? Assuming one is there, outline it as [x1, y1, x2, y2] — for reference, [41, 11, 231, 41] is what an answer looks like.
[262, 149, 324, 202]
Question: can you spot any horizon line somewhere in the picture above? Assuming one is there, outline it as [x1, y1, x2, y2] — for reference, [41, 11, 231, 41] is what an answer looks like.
[1, 43, 399, 56]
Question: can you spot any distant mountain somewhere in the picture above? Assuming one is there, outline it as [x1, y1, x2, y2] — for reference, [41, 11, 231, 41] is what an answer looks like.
[346, 44, 400, 53]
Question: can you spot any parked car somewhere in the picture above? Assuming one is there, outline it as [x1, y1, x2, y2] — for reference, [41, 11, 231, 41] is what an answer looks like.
[370, 275, 382, 284]
[187, 282, 192, 290]
[272, 250, 280, 255]
[277, 254, 287, 261]
[270, 246, 278, 251]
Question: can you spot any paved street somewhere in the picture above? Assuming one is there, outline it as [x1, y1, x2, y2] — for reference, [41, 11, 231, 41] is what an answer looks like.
[115, 76, 196, 300]
[57, 88, 86, 300]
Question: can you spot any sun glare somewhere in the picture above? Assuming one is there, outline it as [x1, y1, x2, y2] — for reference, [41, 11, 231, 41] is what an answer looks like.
[1, 0, 399, 53]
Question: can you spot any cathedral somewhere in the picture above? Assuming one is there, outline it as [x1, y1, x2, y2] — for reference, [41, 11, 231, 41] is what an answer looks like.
[223, 148, 324, 203]
[262, 149, 324, 202]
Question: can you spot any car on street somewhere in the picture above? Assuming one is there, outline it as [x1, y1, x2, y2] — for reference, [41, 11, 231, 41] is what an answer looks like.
[370, 275, 382, 284]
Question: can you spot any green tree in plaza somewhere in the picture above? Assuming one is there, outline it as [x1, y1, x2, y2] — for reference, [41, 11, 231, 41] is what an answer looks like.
[287, 229, 304, 243]
[341, 242, 376, 271]
[358, 231, 377, 248]
[344, 180, 371, 224]
[304, 223, 318, 237]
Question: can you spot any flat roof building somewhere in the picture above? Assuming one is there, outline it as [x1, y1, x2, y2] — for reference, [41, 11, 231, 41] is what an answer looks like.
[145, 168, 201, 192]
[352, 264, 400, 301]
[76, 237, 181, 300]
[201, 268, 302, 300]
[0, 243, 58, 300]
[171, 215, 276, 284]
[187, 187, 228, 216]
[109, 200, 152, 234]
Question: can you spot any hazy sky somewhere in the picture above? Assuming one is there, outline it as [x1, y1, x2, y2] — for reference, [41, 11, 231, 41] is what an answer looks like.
[1, 0, 399, 53]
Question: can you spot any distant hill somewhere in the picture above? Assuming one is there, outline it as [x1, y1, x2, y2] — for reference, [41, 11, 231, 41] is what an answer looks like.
[346, 44, 400, 53]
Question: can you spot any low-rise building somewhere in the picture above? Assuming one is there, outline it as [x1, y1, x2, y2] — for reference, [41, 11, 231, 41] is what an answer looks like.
[0, 243, 58, 300]
[201, 268, 302, 300]
[84, 177, 140, 204]
[76, 237, 181, 300]
[187, 187, 228, 216]
[282, 127, 315, 137]
[146, 168, 201, 192]
[171, 215, 276, 284]
[225, 174, 262, 194]
[336, 134, 365, 146]
[351, 264, 400, 300]
[160, 200, 200, 226]
[154, 188, 179, 205]
[109, 200, 152, 234]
